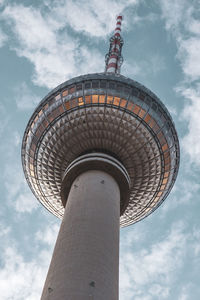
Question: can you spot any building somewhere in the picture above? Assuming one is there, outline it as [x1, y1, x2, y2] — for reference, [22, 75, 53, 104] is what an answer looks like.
[21, 16, 180, 300]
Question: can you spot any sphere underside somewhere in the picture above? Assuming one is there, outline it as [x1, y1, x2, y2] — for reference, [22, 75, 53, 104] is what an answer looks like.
[22, 73, 179, 227]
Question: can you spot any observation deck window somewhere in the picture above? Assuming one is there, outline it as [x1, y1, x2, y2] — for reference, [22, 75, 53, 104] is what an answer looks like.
[85, 82, 91, 89]
[43, 103, 48, 111]
[127, 102, 134, 111]
[109, 82, 115, 89]
[162, 144, 168, 152]
[55, 94, 61, 101]
[85, 95, 91, 104]
[100, 81, 106, 88]
[133, 104, 140, 115]
[78, 97, 84, 106]
[107, 95, 113, 104]
[49, 98, 54, 106]
[62, 90, 68, 97]
[144, 113, 151, 124]
[92, 81, 99, 88]
[131, 88, 138, 96]
[138, 108, 146, 118]
[76, 84, 82, 91]
[99, 95, 105, 103]
[139, 92, 145, 100]
[92, 95, 98, 103]
[120, 99, 127, 107]
[69, 86, 75, 94]
[113, 97, 120, 106]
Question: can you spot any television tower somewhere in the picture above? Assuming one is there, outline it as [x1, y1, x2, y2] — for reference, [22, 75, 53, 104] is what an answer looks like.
[22, 15, 180, 300]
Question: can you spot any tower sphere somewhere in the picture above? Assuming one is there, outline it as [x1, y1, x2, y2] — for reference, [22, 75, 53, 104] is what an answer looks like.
[21, 72, 180, 227]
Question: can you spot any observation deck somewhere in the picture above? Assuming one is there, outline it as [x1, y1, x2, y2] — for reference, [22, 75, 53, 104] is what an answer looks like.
[22, 72, 179, 227]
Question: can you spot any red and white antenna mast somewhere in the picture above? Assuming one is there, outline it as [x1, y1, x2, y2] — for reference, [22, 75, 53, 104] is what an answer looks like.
[105, 15, 124, 74]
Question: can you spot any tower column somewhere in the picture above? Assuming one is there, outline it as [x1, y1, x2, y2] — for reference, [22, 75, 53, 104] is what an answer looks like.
[41, 170, 121, 300]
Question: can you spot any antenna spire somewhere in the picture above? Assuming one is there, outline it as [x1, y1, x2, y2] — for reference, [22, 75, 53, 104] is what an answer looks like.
[105, 15, 124, 74]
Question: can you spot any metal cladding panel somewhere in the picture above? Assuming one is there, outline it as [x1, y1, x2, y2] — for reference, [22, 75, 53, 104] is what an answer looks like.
[21, 73, 180, 227]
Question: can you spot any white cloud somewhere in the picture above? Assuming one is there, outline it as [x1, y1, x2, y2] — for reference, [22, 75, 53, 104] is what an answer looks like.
[0, 223, 10, 237]
[0, 244, 51, 299]
[49, 0, 139, 37]
[2, 1, 140, 89]
[14, 82, 40, 110]
[178, 84, 200, 165]
[0, 219, 59, 300]
[120, 221, 187, 299]
[160, 176, 200, 214]
[0, 28, 7, 47]
[0, 103, 9, 138]
[178, 37, 200, 81]
[2, 130, 39, 213]
[36, 223, 59, 246]
[159, 0, 189, 33]
[3, 161, 39, 213]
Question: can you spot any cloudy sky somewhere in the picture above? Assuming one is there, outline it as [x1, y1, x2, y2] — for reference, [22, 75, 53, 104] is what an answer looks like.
[0, 0, 200, 299]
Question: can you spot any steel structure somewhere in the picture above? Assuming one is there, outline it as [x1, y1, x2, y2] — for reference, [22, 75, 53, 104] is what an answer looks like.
[22, 15, 180, 299]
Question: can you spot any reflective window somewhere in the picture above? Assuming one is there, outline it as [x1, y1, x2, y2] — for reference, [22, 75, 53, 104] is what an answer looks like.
[162, 143, 168, 152]
[133, 104, 140, 115]
[139, 92, 145, 100]
[78, 97, 84, 106]
[99, 95, 105, 103]
[85, 95, 91, 104]
[113, 97, 120, 106]
[38, 110, 43, 117]
[116, 84, 123, 91]
[92, 95, 98, 103]
[42, 119, 48, 128]
[43, 103, 48, 111]
[138, 108, 146, 118]
[152, 102, 157, 111]
[162, 178, 168, 184]
[132, 88, 138, 96]
[92, 81, 99, 88]
[120, 99, 127, 107]
[65, 101, 70, 110]
[100, 81, 106, 88]
[69, 86, 75, 94]
[165, 164, 170, 171]
[55, 94, 61, 101]
[109, 82, 115, 89]
[58, 105, 64, 114]
[49, 98, 54, 106]
[62, 90, 68, 97]
[160, 184, 166, 190]
[107, 96, 113, 104]
[149, 118, 156, 129]
[153, 123, 160, 133]
[144, 113, 151, 124]
[85, 82, 91, 89]
[76, 84, 82, 91]
[127, 102, 134, 111]
[70, 98, 78, 108]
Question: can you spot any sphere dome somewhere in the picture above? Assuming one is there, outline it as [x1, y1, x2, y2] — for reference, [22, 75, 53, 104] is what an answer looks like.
[21, 72, 180, 227]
